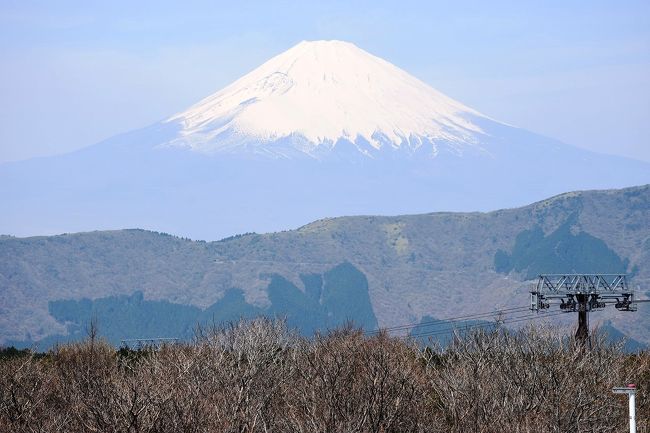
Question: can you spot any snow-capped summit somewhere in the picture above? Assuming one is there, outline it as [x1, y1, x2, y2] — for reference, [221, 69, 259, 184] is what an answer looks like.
[3, 40, 649, 242]
[166, 40, 489, 157]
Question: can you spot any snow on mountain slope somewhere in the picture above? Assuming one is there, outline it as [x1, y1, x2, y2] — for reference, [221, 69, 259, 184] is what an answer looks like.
[165, 40, 488, 157]
[1, 40, 649, 241]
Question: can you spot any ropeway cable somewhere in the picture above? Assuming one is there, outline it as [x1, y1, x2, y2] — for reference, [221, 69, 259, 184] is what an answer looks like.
[407, 311, 566, 340]
[365, 305, 531, 335]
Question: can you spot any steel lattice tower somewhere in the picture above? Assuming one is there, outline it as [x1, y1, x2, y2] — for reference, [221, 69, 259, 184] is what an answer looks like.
[530, 274, 639, 345]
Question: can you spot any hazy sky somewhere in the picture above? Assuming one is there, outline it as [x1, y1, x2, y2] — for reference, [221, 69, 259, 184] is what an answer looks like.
[1, 0, 649, 162]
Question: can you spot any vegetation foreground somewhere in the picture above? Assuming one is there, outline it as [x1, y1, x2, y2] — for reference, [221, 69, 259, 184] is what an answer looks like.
[1, 319, 648, 433]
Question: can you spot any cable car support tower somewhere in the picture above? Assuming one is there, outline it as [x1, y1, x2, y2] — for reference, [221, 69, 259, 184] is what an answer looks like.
[530, 274, 643, 345]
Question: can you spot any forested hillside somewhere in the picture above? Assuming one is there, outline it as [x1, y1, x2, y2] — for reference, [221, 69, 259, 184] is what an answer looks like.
[1, 185, 648, 347]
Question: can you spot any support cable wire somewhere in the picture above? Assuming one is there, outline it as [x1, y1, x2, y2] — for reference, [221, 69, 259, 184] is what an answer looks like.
[365, 305, 531, 335]
[407, 311, 538, 338]
[408, 311, 566, 340]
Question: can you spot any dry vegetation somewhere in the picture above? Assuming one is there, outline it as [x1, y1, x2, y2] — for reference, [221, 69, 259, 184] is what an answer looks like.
[1, 319, 648, 433]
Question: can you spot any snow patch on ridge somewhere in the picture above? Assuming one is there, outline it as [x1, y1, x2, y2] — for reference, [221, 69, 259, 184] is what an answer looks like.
[166, 40, 491, 157]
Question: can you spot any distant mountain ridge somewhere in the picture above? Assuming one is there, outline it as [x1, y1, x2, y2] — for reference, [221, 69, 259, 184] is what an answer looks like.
[1, 40, 649, 240]
[1, 185, 648, 348]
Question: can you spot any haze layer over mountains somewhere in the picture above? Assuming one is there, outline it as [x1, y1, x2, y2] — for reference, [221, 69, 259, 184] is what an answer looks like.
[1, 40, 648, 240]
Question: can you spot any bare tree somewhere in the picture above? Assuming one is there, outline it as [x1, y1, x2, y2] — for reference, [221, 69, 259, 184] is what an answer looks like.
[0, 320, 647, 433]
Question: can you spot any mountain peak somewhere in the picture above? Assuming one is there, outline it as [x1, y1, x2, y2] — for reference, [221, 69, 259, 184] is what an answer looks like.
[165, 40, 488, 157]
[294, 39, 358, 48]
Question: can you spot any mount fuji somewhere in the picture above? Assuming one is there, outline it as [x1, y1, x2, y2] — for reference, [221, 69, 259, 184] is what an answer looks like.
[165, 40, 485, 158]
[1, 40, 649, 240]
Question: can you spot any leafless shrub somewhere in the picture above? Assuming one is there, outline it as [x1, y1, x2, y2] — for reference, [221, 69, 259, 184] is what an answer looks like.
[0, 354, 68, 432]
[422, 325, 641, 433]
[0, 321, 647, 433]
[282, 327, 429, 433]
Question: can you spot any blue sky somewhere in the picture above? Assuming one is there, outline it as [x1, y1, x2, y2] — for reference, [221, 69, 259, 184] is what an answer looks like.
[1, 0, 649, 162]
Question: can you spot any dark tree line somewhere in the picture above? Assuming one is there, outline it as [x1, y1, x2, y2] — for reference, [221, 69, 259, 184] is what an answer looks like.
[0, 318, 648, 433]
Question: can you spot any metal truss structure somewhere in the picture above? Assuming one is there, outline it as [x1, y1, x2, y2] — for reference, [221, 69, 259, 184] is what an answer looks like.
[530, 274, 639, 344]
[531, 274, 637, 313]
